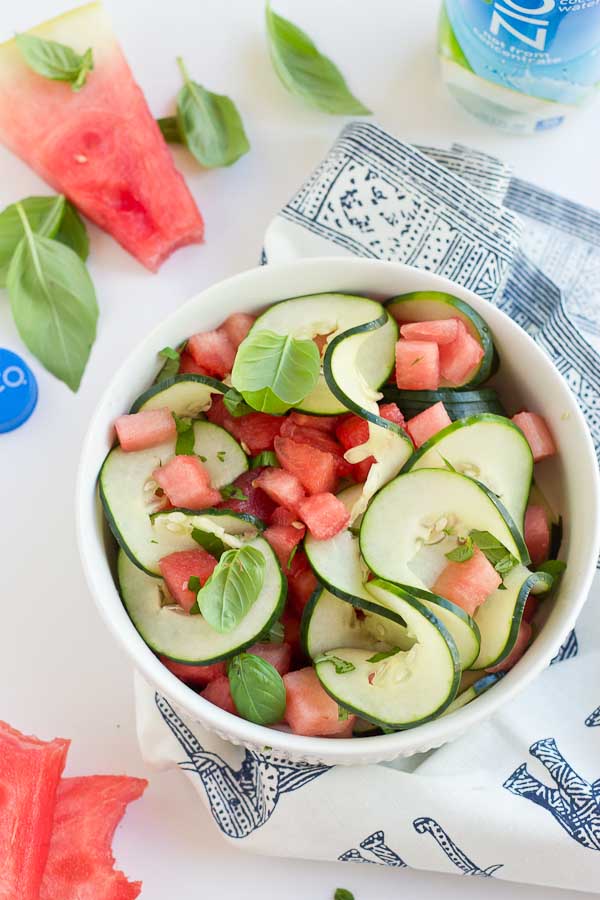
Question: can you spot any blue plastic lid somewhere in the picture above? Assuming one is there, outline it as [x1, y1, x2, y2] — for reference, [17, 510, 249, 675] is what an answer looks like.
[0, 348, 38, 434]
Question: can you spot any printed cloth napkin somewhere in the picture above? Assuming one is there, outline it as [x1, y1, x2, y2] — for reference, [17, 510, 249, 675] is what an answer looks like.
[136, 123, 600, 892]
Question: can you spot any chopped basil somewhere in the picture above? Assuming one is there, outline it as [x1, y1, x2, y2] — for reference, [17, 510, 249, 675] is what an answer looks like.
[251, 451, 279, 469]
[220, 484, 248, 502]
[191, 528, 226, 559]
[286, 544, 299, 570]
[366, 647, 401, 663]
[196, 545, 265, 633]
[231, 328, 320, 415]
[469, 529, 518, 575]
[445, 536, 474, 563]
[217, 450, 227, 462]
[187, 575, 201, 592]
[172, 413, 195, 455]
[315, 654, 355, 674]
[159, 346, 180, 361]
[228, 653, 286, 725]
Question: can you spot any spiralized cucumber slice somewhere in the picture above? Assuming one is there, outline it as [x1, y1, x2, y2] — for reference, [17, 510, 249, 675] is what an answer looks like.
[471, 566, 553, 670]
[381, 386, 505, 421]
[117, 537, 285, 664]
[443, 672, 502, 716]
[314, 579, 460, 729]
[130, 374, 228, 416]
[323, 315, 412, 523]
[403, 414, 533, 533]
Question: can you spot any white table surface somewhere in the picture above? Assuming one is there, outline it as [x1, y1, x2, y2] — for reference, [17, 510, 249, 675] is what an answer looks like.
[1, 0, 598, 897]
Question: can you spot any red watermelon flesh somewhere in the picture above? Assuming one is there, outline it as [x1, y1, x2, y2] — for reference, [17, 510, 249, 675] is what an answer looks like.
[0, 721, 69, 900]
[0, 4, 203, 271]
[217, 468, 277, 521]
[160, 656, 226, 686]
[40, 775, 147, 900]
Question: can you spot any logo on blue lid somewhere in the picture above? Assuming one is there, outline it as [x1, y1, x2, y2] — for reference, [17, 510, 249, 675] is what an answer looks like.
[0, 348, 38, 434]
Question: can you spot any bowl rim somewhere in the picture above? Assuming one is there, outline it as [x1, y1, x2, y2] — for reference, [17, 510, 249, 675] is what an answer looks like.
[76, 256, 600, 764]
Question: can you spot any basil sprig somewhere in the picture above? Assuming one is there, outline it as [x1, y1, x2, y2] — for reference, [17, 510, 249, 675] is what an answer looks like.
[195, 545, 265, 633]
[0, 195, 88, 287]
[232, 329, 320, 414]
[6, 203, 98, 392]
[228, 653, 286, 725]
[171, 57, 250, 168]
[265, 3, 370, 115]
[16, 33, 94, 91]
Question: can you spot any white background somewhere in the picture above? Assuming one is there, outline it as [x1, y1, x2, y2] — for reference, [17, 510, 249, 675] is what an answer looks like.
[1, 0, 599, 897]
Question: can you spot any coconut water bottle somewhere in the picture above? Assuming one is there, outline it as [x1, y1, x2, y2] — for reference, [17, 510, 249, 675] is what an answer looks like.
[439, 0, 600, 134]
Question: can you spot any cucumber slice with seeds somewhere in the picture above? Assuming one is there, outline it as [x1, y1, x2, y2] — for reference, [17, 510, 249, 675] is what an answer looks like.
[117, 537, 285, 664]
[315, 579, 460, 729]
[248, 293, 395, 414]
[99, 422, 249, 576]
[402, 414, 533, 532]
[386, 291, 495, 386]
[131, 374, 228, 416]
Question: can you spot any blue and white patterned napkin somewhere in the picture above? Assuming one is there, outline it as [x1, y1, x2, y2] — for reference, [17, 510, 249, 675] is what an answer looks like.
[136, 123, 600, 892]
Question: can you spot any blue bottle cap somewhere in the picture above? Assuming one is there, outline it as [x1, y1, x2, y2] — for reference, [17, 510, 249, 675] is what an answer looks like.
[0, 348, 38, 434]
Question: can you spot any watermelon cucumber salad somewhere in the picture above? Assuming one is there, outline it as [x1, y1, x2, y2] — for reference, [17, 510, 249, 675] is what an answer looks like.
[99, 290, 565, 738]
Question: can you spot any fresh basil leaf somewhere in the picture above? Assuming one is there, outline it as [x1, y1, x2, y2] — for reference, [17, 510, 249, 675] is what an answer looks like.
[536, 559, 567, 580]
[334, 890, 355, 900]
[232, 329, 320, 414]
[220, 484, 248, 501]
[286, 544, 299, 570]
[7, 203, 97, 391]
[228, 653, 286, 725]
[0, 195, 88, 287]
[16, 33, 94, 91]
[223, 387, 253, 418]
[470, 529, 518, 575]
[154, 341, 185, 384]
[338, 706, 349, 721]
[187, 575, 201, 592]
[366, 647, 401, 663]
[175, 57, 249, 168]
[251, 451, 279, 469]
[157, 116, 183, 143]
[159, 346, 180, 362]
[265, 4, 370, 115]
[469, 530, 500, 551]
[315, 654, 356, 674]
[191, 527, 226, 558]
[172, 413, 195, 455]
[445, 536, 474, 563]
[197, 545, 265, 633]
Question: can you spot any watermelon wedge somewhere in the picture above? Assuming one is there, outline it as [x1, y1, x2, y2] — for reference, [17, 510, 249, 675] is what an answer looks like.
[0, 3, 203, 271]
[40, 775, 148, 900]
[0, 720, 69, 900]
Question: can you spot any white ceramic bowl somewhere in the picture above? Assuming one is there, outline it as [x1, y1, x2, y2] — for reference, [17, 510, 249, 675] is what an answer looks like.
[76, 257, 600, 766]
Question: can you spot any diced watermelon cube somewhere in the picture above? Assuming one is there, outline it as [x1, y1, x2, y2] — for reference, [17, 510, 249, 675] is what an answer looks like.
[253, 468, 306, 514]
[406, 401, 452, 448]
[187, 330, 235, 378]
[432, 546, 502, 617]
[336, 414, 369, 450]
[486, 620, 532, 673]
[237, 413, 282, 454]
[350, 458, 374, 483]
[395, 340, 440, 390]
[205, 395, 242, 440]
[247, 642, 292, 676]
[524, 505, 551, 566]
[287, 412, 338, 433]
[511, 412, 556, 462]
[201, 676, 238, 715]
[178, 349, 209, 376]
[264, 524, 306, 569]
[270, 506, 300, 527]
[160, 656, 226, 685]
[284, 668, 356, 737]
[288, 567, 318, 617]
[153, 455, 221, 510]
[522, 594, 538, 624]
[158, 547, 218, 612]
[274, 436, 338, 495]
[379, 402, 406, 428]
[400, 318, 460, 345]
[217, 468, 276, 521]
[115, 408, 175, 452]
[220, 313, 256, 350]
[280, 420, 344, 456]
[439, 321, 484, 386]
[297, 492, 350, 541]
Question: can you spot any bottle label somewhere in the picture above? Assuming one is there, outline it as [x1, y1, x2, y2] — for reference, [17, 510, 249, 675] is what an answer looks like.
[444, 0, 600, 104]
